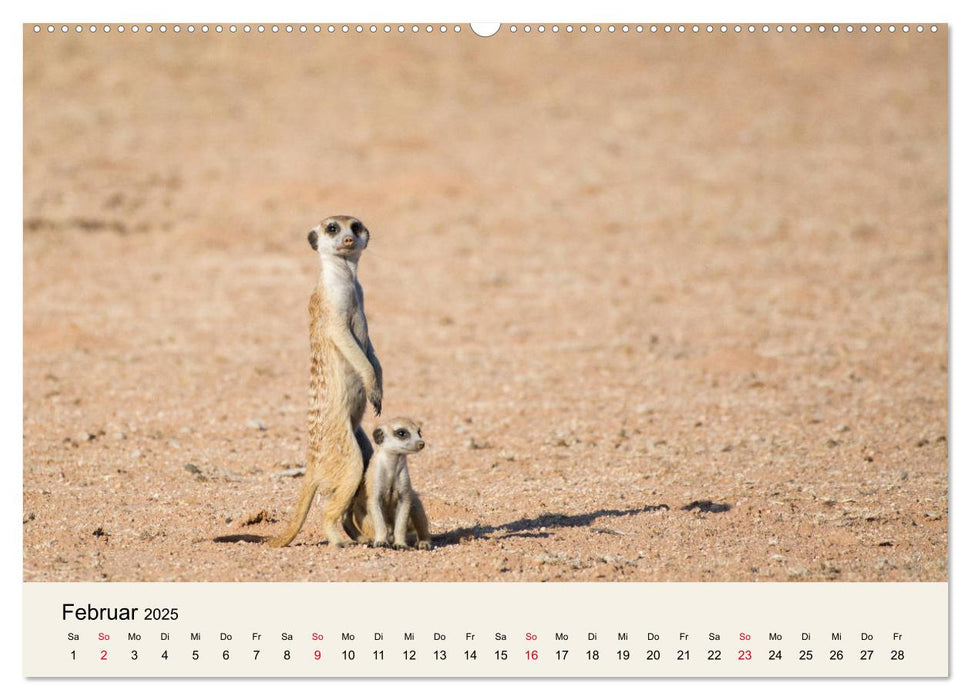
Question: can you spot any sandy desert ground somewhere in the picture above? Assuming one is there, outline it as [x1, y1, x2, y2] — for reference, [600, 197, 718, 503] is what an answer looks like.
[23, 25, 947, 582]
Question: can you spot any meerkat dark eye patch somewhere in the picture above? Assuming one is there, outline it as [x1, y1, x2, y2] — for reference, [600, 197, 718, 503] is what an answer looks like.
[372, 427, 385, 445]
[325, 222, 339, 235]
[394, 429, 410, 440]
[350, 221, 363, 235]
[307, 230, 318, 250]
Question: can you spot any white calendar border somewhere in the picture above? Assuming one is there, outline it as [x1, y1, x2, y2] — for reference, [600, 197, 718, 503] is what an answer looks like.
[4, 0, 964, 697]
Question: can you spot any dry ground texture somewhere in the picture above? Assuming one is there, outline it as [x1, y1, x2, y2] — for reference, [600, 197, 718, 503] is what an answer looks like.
[23, 27, 947, 582]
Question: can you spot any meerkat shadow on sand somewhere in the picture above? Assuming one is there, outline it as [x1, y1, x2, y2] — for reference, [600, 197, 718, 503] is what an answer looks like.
[212, 534, 270, 544]
[212, 534, 367, 546]
[212, 501, 731, 547]
[432, 501, 732, 548]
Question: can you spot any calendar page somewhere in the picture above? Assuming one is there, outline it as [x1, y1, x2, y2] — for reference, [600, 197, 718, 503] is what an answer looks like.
[21, 18, 949, 680]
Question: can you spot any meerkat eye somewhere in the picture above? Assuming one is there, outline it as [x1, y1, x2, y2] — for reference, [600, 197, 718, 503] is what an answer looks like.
[394, 429, 409, 440]
[350, 221, 363, 235]
[325, 222, 339, 235]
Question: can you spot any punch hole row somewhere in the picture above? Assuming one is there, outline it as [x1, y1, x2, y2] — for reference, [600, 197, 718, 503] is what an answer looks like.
[31, 24, 464, 34]
[505, 24, 936, 34]
[31, 24, 940, 35]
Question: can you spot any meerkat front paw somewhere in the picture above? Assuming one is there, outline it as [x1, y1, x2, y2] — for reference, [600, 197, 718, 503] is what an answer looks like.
[393, 542, 410, 550]
[417, 541, 432, 551]
[372, 539, 390, 548]
[368, 384, 383, 416]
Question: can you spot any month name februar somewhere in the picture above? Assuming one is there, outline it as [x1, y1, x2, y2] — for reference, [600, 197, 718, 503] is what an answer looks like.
[62, 603, 138, 621]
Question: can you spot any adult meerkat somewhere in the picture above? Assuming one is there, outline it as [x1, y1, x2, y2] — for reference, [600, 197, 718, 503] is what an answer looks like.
[344, 417, 432, 550]
[269, 215, 383, 548]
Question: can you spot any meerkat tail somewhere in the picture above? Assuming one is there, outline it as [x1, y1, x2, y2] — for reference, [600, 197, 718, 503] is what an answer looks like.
[268, 477, 319, 547]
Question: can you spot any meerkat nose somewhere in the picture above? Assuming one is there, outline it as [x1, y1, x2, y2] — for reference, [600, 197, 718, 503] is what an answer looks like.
[416, 440, 425, 450]
[342, 235, 355, 247]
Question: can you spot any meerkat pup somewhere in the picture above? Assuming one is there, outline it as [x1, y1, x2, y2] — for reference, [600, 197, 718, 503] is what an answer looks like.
[345, 417, 432, 550]
[269, 215, 383, 548]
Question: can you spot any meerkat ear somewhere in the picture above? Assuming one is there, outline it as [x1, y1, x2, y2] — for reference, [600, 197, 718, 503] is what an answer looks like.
[307, 230, 318, 251]
[372, 427, 385, 445]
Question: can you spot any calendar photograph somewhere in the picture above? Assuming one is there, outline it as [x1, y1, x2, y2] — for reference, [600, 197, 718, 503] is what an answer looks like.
[23, 23, 948, 589]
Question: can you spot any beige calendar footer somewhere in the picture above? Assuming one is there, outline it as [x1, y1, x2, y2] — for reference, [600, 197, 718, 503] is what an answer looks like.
[23, 582, 947, 677]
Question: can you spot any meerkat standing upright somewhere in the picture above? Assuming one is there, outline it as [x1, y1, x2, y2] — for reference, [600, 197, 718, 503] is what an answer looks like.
[344, 417, 432, 550]
[269, 215, 382, 548]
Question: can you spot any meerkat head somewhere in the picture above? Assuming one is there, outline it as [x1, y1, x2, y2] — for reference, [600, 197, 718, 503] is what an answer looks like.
[307, 215, 369, 260]
[372, 417, 425, 455]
